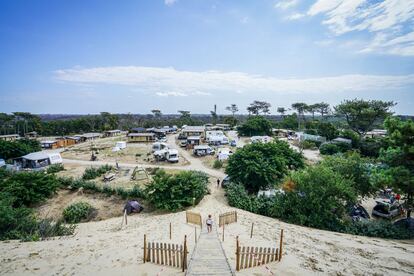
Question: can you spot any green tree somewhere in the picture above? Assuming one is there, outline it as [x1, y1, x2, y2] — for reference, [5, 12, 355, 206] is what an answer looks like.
[273, 166, 356, 230]
[247, 101, 271, 115]
[334, 99, 395, 137]
[315, 102, 330, 118]
[226, 141, 304, 193]
[321, 153, 375, 198]
[291, 103, 308, 129]
[378, 117, 414, 218]
[225, 104, 239, 117]
[317, 122, 339, 140]
[276, 107, 286, 118]
[237, 116, 272, 136]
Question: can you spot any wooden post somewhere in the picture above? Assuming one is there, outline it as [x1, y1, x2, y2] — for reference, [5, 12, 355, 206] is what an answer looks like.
[143, 234, 147, 263]
[169, 222, 172, 240]
[182, 235, 187, 272]
[194, 227, 197, 243]
[279, 229, 284, 261]
[124, 209, 128, 225]
[235, 211, 238, 222]
[222, 223, 225, 242]
[236, 236, 240, 271]
[250, 222, 254, 238]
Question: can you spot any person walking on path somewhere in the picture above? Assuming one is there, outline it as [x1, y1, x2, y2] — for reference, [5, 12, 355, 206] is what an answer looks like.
[206, 214, 213, 233]
[217, 178, 220, 188]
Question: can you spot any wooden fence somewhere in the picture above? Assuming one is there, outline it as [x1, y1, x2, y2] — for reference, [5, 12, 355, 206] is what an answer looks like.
[235, 229, 284, 271]
[219, 211, 237, 227]
[186, 211, 202, 228]
[143, 234, 188, 272]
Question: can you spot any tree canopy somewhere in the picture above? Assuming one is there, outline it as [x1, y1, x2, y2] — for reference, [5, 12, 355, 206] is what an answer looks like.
[334, 99, 395, 136]
[237, 116, 272, 136]
[226, 140, 304, 193]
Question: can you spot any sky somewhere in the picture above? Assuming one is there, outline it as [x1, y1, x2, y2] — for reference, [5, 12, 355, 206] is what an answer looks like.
[0, 0, 414, 115]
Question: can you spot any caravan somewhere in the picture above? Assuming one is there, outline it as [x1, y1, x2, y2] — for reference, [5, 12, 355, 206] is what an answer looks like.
[154, 149, 179, 163]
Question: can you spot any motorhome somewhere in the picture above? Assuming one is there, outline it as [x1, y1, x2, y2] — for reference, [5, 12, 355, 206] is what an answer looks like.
[154, 149, 179, 163]
[152, 142, 169, 152]
[193, 145, 215, 156]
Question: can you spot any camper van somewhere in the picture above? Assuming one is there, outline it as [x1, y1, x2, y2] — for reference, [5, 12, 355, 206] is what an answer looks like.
[152, 142, 169, 152]
[193, 145, 215, 156]
[154, 149, 179, 163]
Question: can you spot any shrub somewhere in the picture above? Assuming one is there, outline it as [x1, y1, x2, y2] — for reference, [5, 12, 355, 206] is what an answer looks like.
[145, 169, 209, 211]
[319, 143, 340, 155]
[226, 140, 304, 193]
[82, 164, 113, 180]
[213, 159, 223, 169]
[0, 170, 61, 207]
[63, 202, 96, 223]
[300, 140, 317, 150]
[46, 163, 64, 174]
[343, 220, 413, 239]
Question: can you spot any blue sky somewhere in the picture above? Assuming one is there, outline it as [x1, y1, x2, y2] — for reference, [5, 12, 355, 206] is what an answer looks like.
[1, 0, 414, 115]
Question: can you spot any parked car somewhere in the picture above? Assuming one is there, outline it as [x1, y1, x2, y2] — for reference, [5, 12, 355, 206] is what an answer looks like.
[0, 159, 5, 167]
[230, 140, 237, 147]
[372, 200, 404, 219]
[221, 175, 231, 188]
[349, 204, 370, 222]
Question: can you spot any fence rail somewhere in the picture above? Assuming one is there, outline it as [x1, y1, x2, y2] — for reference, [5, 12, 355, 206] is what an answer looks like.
[143, 234, 188, 272]
[235, 229, 284, 271]
[186, 211, 202, 228]
[219, 211, 237, 227]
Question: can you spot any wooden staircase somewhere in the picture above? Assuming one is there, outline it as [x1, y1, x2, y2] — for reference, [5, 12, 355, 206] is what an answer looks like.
[186, 225, 234, 276]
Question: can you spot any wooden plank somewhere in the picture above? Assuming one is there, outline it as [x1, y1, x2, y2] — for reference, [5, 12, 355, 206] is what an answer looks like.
[276, 248, 279, 262]
[171, 244, 176, 267]
[279, 229, 284, 261]
[271, 248, 275, 262]
[156, 242, 160, 264]
[176, 244, 180, 267]
[240, 246, 245, 269]
[143, 235, 147, 263]
[247, 246, 253, 268]
[147, 242, 151, 262]
[265, 247, 271, 264]
[168, 244, 172, 266]
[253, 247, 259, 267]
[260, 247, 265, 266]
[152, 242, 155, 263]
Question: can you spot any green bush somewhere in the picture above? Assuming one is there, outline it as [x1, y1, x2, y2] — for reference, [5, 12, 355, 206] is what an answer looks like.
[213, 159, 223, 169]
[319, 143, 340, 155]
[46, 163, 65, 174]
[343, 220, 413, 239]
[82, 164, 113, 180]
[300, 140, 317, 150]
[63, 202, 96, 223]
[226, 140, 304, 193]
[0, 170, 61, 207]
[145, 169, 209, 211]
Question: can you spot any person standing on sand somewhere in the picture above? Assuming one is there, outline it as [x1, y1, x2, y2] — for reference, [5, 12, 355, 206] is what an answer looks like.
[217, 178, 220, 188]
[206, 214, 213, 233]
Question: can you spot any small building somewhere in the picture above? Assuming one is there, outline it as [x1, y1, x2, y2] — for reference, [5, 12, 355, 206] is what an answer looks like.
[181, 126, 206, 138]
[15, 151, 62, 170]
[128, 133, 156, 143]
[365, 129, 387, 139]
[104, 129, 122, 137]
[272, 129, 295, 138]
[0, 134, 20, 141]
[41, 140, 59, 149]
[24, 131, 38, 139]
[77, 133, 102, 142]
[215, 124, 231, 131]
[130, 127, 147, 133]
[65, 136, 82, 144]
[186, 136, 202, 149]
[332, 137, 352, 145]
[296, 132, 326, 143]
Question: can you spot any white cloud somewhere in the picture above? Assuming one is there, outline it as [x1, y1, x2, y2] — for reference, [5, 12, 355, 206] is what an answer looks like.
[55, 66, 414, 97]
[307, 0, 414, 56]
[274, 0, 299, 10]
[164, 0, 177, 7]
[156, 91, 187, 97]
[285, 12, 305, 20]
